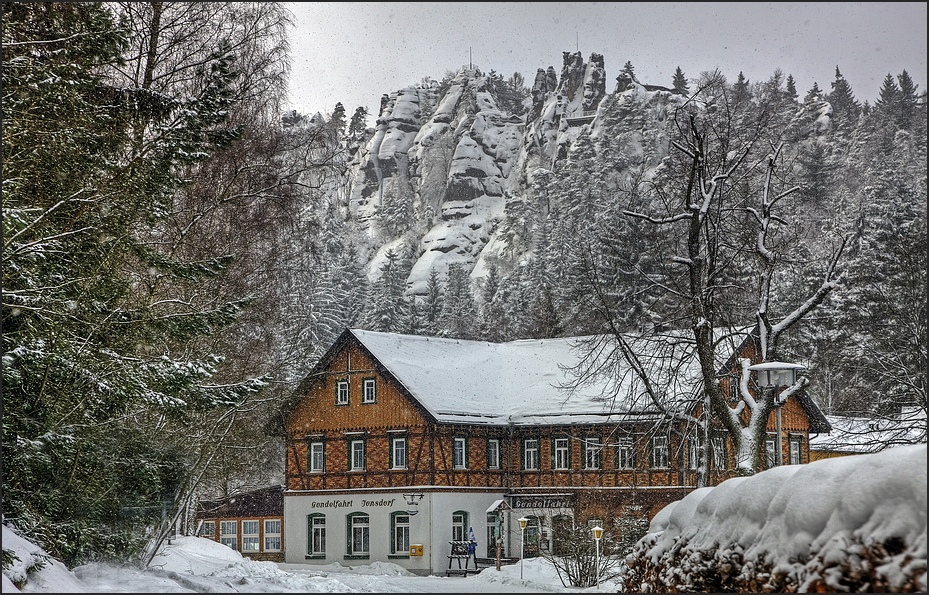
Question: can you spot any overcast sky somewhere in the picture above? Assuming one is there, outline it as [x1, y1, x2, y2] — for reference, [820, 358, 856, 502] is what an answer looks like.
[284, 2, 927, 119]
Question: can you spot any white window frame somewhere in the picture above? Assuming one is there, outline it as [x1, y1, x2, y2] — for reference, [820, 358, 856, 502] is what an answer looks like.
[651, 435, 670, 468]
[308, 514, 326, 555]
[616, 437, 634, 469]
[264, 519, 282, 552]
[523, 438, 539, 470]
[351, 439, 365, 471]
[712, 435, 727, 470]
[309, 441, 325, 473]
[391, 436, 407, 469]
[220, 520, 237, 550]
[362, 378, 376, 403]
[336, 379, 349, 405]
[241, 519, 260, 552]
[199, 520, 216, 538]
[788, 435, 802, 465]
[453, 437, 467, 469]
[452, 511, 467, 542]
[688, 431, 703, 470]
[349, 514, 370, 556]
[392, 513, 410, 555]
[553, 437, 570, 470]
[765, 436, 777, 468]
[487, 439, 501, 469]
[584, 436, 602, 469]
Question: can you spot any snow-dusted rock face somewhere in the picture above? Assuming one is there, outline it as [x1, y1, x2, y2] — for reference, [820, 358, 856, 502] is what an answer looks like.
[344, 51, 678, 296]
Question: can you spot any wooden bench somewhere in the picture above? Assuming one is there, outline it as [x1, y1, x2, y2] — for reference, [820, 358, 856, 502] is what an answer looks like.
[446, 541, 477, 577]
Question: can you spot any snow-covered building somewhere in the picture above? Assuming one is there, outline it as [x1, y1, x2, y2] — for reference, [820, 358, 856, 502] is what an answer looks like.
[810, 409, 927, 460]
[195, 485, 285, 562]
[281, 328, 829, 575]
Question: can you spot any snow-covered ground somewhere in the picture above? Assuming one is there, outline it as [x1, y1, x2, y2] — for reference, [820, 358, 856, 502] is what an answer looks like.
[1, 526, 606, 593]
[4, 444, 926, 593]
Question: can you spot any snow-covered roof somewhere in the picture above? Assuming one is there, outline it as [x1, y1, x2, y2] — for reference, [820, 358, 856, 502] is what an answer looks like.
[348, 328, 714, 426]
[810, 413, 926, 453]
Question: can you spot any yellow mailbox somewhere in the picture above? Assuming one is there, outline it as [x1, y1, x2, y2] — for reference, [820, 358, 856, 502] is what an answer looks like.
[409, 544, 424, 556]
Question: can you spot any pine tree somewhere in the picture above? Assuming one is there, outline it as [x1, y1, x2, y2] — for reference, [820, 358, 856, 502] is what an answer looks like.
[2, 2, 263, 566]
[422, 268, 444, 335]
[672, 66, 689, 95]
[895, 69, 920, 130]
[828, 66, 861, 128]
[438, 264, 478, 339]
[805, 81, 824, 103]
[732, 71, 751, 104]
[786, 74, 798, 100]
[359, 248, 412, 332]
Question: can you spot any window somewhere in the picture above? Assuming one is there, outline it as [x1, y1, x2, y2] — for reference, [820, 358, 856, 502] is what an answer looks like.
[552, 514, 573, 556]
[651, 435, 669, 468]
[523, 438, 539, 470]
[347, 513, 370, 557]
[391, 512, 410, 555]
[391, 436, 407, 469]
[553, 437, 570, 470]
[308, 514, 326, 556]
[362, 378, 376, 403]
[241, 520, 260, 552]
[350, 439, 365, 471]
[789, 436, 802, 465]
[335, 379, 349, 405]
[765, 436, 777, 468]
[453, 437, 467, 469]
[712, 436, 728, 470]
[264, 519, 282, 552]
[688, 431, 703, 469]
[486, 512, 500, 557]
[199, 521, 215, 539]
[584, 436, 602, 469]
[220, 520, 237, 550]
[309, 441, 325, 473]
[451, 511, 468, 542]
[487, 439, 501, 469]
[615, 437, 634, 469]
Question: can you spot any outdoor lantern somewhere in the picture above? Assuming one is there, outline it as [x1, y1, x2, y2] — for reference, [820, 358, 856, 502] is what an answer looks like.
[402, 493, 423, 516]
[518, 517, 529, 579]
[748, 361, 805, 390]
[591, 525, 603, 589]
[748, 361, 805, 467]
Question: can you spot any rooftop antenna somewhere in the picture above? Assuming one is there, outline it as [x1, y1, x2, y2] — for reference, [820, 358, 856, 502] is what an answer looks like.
[469, 47, 472, 70]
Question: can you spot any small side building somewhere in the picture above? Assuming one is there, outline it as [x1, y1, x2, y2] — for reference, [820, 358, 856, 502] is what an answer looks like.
[810, 409, 926, 460]
[196, 485, 285, 562]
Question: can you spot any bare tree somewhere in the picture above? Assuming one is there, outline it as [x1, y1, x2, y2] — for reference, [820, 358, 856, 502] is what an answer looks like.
[571, 73, 848, 480]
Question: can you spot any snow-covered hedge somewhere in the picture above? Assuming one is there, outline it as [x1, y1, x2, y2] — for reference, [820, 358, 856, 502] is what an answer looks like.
[620, 444, 927, 592]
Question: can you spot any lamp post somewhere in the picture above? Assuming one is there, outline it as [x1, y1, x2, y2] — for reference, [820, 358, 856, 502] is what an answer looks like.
[591, 525, 603, 589]
[748, 361, 805, 466]
[517, 517, 529, 580]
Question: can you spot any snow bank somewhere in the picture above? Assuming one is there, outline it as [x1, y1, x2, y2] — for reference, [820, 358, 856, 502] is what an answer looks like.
[623, 444, 928, 593]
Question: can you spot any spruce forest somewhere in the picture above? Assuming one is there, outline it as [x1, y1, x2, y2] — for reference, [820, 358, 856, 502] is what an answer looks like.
[2, 2, 926, 567]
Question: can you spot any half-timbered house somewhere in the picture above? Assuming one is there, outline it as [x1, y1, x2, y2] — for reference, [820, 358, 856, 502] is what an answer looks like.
[281, 327, 829, 575]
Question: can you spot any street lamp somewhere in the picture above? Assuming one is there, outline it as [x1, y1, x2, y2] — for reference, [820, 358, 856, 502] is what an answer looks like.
[749, 361, 805, 466]
[517, 517, 529, 580]
[591, 525, 603, 589]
